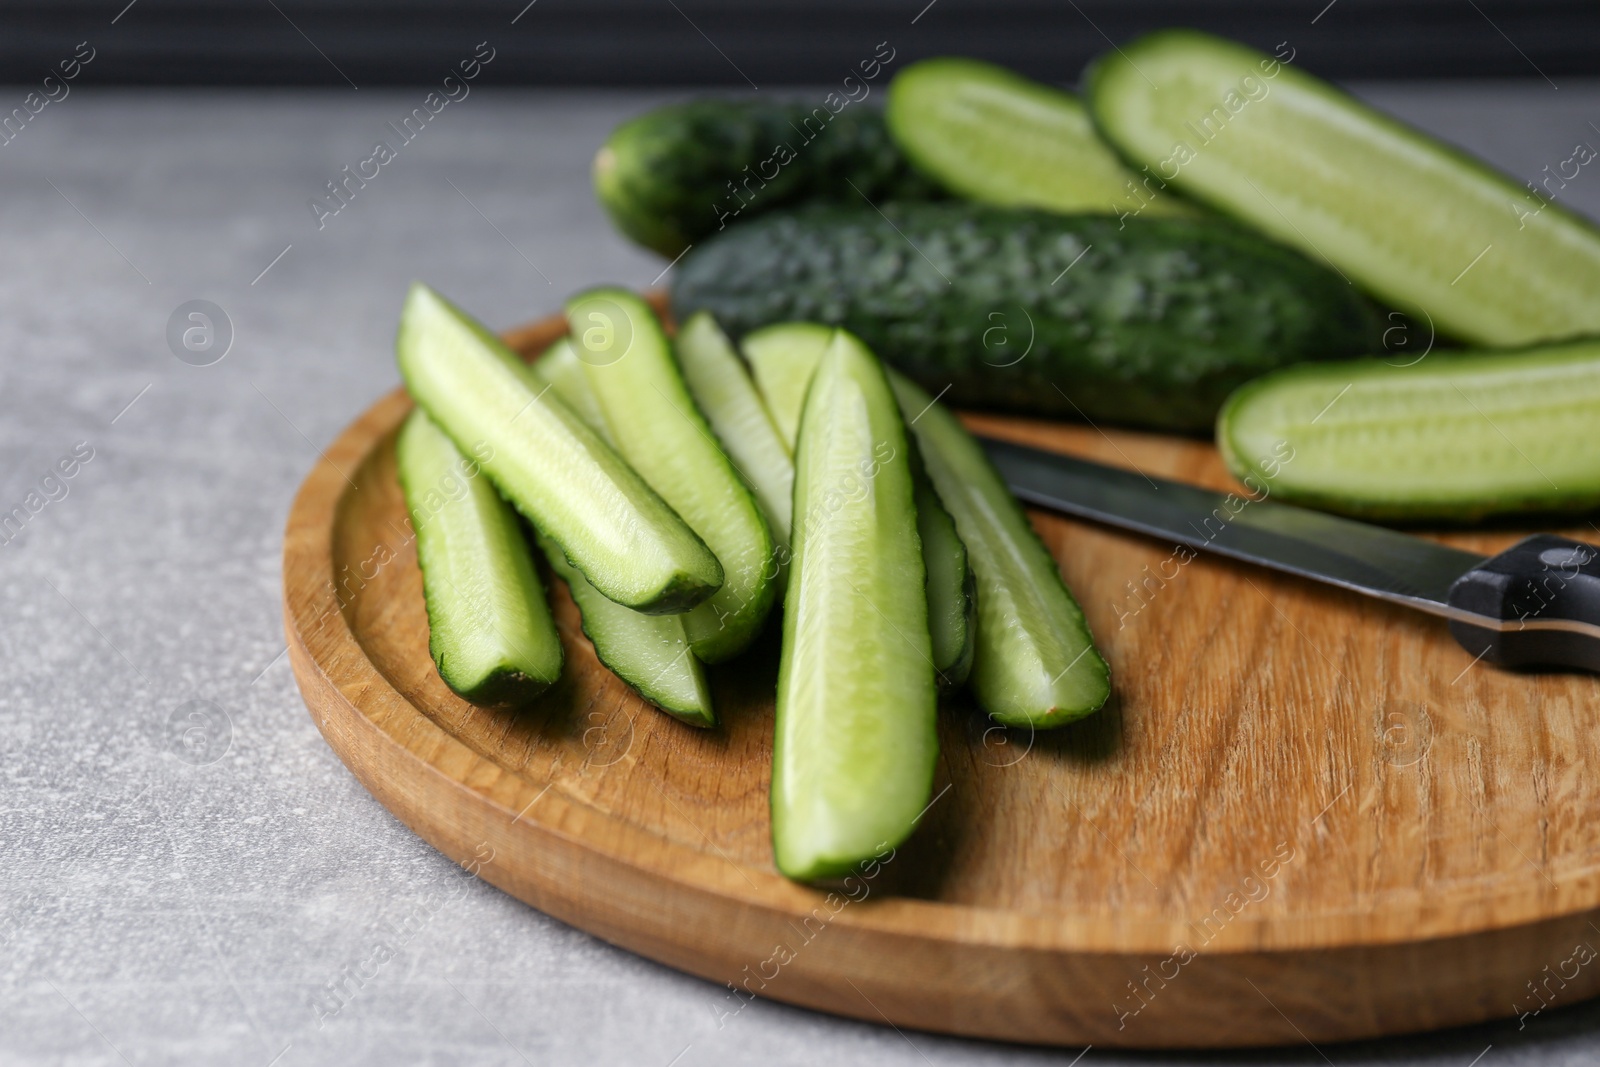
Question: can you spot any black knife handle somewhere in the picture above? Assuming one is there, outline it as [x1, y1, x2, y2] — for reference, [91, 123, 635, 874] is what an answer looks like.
[1446, 535, 1600, 672]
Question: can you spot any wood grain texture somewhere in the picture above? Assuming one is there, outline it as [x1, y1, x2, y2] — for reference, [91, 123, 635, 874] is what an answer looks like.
[285, 305, 1600, 1048]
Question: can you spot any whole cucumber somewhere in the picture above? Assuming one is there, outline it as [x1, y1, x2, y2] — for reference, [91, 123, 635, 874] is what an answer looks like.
[593, 100, 940, 258]
[671, 203, 1383, 432]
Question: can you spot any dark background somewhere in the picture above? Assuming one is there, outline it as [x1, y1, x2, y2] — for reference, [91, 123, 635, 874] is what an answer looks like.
[5, 0, 1597, 86]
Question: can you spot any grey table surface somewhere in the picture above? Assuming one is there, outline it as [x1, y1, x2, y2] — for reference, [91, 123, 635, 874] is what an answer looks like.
[5, 76, 1600, 1067]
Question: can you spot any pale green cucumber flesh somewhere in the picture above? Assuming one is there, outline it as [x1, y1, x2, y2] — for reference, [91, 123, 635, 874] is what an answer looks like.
[1087, 29, 1600, 347]
[887, 56, 1191, 220]
[773, 331, 937, 882]
[1218, 338, 1600, 521]
[395, 409, 563, 703]
[538, 533, 713, 726]
[534, 338, 610, 431]
[570, 289, 775, 664]
[674, 311, 794, 562]
[890, 371, 1110, 727]
[741, 321, 835, 451]
[396, 283, 721, 614]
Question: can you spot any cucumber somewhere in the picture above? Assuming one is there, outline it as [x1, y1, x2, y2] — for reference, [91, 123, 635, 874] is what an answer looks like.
[528, 349, 714, 724]
[397, 283, 721, 614]
[674, 312, 794, 564]
[743, 322, 974, 684]
[891, 372, 1110, 727]
[594, 100, 941, 258]
[395, 409, 563, 704]
[671, 203, 1380, 432]
[570, 289, 775, 664]
[887, 57, 1191, 220]
[772, 329, 937, 881]
[1218, 338, 1600, 522]
[1086, 29, 1600, 348]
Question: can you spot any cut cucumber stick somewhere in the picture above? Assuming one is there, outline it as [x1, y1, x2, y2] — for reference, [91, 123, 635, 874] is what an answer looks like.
[1219, 339, 1600, 522]
[569, 289, 776, 664]
[773, 330, 937, 882]
[395, 409, 563, 703]
[396, 283, 721, 615]
[1087, 30, 1600, 346]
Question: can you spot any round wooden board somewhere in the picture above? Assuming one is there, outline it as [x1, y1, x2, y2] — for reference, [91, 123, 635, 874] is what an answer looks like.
[284, 306, 1600, 1049]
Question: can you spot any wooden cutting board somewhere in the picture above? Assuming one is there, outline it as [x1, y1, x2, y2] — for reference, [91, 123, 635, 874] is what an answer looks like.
[284, 305, 1600, 1049]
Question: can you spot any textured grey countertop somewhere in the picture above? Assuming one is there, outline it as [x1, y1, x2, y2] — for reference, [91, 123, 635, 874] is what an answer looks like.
[5, 80, 1600, 1067]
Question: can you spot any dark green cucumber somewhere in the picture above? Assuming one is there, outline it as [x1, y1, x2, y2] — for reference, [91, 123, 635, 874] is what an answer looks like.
[744, 322, 974, 684]
[397, 283, 722, 614]
[1087, 30, 1600, 347]
[1218, 338, 1600, 522]
[570, 289, 775, 664]
[530, 345, 714, 724]
[594, 99, 941, 258]
[892, 372, 1110, 727]
[887, 56, 1192, 220]
[395, 409, 563, 704]
[671, 203, 1381, 432]
[773, 329, 937, 882]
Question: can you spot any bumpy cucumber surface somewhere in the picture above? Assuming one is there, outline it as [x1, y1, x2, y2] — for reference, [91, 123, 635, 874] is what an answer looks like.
[891, 372, 1109, 727]
[1087, 30, 1600, 347]
[396, 409, 563, 704]
[772, 330, 937, 882]
[672, 204, 1380, 432]
[397, 283, 721, 614]
[570, 289, 775, 663]
[887, 57, 1192, 220]
[594, 100, 940, 257]
[1219, 338, 1600, 522]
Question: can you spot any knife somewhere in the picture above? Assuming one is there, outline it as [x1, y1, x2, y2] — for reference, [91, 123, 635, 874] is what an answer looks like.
[979, 437, 1600, 673]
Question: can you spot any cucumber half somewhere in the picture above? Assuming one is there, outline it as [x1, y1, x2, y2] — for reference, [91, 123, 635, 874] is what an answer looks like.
[887, 56, 1191, 220]
[891, 372, 1110, 727]
[395, 409, 563, 703]
[570, 289, 776, 664]
[1086, 29, 1600, 347]
[1218, 338, 1600, 522]
[396, 283, 722, 615]
[773, 329, 938, 882]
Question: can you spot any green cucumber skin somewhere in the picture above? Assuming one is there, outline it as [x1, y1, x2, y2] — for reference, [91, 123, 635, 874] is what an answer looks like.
[594, 100, 941, 258]
[1218, 338, 1600, 522]
[396, 283, 722, 615]
[1086, 30, 1600, 348]
[772, 330, 937, 882]
[887, 56, 1192, 220]
[890, 371, 1110, 727]
[395, 409, 563, 704]
[672, 203, 1381, 433]
[570, 289, 776, 664]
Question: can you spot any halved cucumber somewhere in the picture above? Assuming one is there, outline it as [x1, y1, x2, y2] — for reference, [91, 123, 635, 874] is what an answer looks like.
[773, 329, 937, 882]
[887, 56, 1191, 220]
[569, 289, 776, 664]
[395, 409, 563, 703]
[527, 347, 714, 724]
[1086, 30, 1600, 347]
[891, 372, 1110, 727]
[743, 322, 974, 683]
[674, 312, 794, 563]
[1218, 338, 1600, 522]
[396, 283, 721, 614]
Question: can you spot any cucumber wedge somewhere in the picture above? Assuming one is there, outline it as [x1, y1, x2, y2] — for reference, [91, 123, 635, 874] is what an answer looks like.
[395, 409, 563, 703]
[396, 283, 721, 614]
[887, 56, 1191, 220]
[741, 322, 835, 451]
[570, 289, 776, 664]
[773, 329, 937, 882]
[1086, 30, 1600, 347]
[1218, 338, 1600, 522]
[674, 312, 794, 563]
[891, 372, 1110, 727]
[527, 351, 715, 724]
